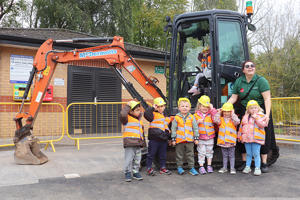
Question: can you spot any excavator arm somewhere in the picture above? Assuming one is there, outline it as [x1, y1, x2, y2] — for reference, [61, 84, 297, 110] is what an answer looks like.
[15, 36, 166, 133]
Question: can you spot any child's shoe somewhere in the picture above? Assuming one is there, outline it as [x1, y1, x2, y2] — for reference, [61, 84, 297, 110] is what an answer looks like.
[218, 167, 228, 173]
[125, 172, 132, 182]
[242, 166, 251, 174]
[147, 168, 156, 176]
[188, 86, 198, 93]
[254, 167, 262, 176]
[207, 165, 213, 173]
[230, 168, 237, 175]
[160, 168, 171, 175]
[199, 166, 207, 175]
[132, 172, 143, 180]
[177, 167, 185, 175]
[189, 168, 199, 176]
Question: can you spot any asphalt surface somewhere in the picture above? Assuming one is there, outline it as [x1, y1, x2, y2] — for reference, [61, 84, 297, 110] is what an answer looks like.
[0, 139, 300, 200]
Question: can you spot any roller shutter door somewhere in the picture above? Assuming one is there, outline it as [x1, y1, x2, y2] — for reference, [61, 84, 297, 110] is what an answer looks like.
[67, 66, 121, 135]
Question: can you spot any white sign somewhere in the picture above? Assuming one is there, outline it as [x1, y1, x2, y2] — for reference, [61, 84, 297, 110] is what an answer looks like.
[35, 91, 43, 103]
[10, 54, 33, 83]
[54, 78, 64, 86]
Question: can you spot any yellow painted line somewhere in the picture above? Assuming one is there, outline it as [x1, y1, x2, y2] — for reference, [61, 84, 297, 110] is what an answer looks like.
[271, 97, 300, 100]
[276, 138, 300, 142]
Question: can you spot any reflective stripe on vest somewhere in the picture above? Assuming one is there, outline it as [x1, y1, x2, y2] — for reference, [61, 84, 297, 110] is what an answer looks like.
[194, 113, 215, 137]
[123, 115, 143, 139]
[175, 114, 195, 143]
[253, 123, 265, 141]
[149, 112, 170, 131]
[217, 117, 237, 145]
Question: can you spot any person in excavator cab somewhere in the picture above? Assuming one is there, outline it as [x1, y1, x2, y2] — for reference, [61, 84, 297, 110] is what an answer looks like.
[188, 47, 212, 96]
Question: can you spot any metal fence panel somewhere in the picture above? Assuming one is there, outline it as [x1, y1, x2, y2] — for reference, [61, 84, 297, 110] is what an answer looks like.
[66, 102, 125, 149]
[0, 103, 65, 151]
[272, 97, 300, 142]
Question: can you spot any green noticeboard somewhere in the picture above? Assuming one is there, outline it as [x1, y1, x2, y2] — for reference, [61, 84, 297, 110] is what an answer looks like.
[155, 66, 164, 74]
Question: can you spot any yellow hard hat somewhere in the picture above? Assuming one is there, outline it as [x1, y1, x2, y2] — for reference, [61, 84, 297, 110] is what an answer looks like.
[153, 97, 166, 106]
[203, 46, 210, 52]
[246, 100, 259, 109]
[128, 100, 140, 110]
[221, 102, 234, 111]
[198, 95, 210, 107]
[177, 97, 191, 107]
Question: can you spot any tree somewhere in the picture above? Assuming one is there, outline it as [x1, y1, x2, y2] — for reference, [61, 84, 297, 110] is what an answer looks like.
[256, 35, 300, 97]
[132, 0, 188, 48]
[34, 0, 93, 32]
[33, 0, 136, 40]
[250, 0, 300, 97]
[191, 0, 237, 11]
[0, 0, 14, 21]
[0, 0, 27, 27]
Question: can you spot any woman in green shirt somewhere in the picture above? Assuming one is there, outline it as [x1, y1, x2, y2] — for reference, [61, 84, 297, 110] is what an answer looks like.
[228, 61, 278, 173]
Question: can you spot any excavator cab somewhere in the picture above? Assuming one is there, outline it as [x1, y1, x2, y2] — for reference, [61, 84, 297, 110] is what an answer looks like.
[163, 9, 279, 167]
[165, 10, 249, 114]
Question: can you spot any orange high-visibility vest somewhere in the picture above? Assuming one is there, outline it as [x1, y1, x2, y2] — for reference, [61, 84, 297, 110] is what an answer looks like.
[207, 55, 211, 63]
[201, 58, 206, 68]
[217, 117, 237, 145]
[253, 114, 266, 142]
[175, 114, 195, 144]
[201, 56, 211, 68]
[194, 113, 215, 137]
[149, 112, 170, 132]
[123, 115, 144, 139]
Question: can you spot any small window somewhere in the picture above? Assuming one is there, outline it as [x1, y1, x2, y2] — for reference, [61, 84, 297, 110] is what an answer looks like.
[217, 20, 245, 66]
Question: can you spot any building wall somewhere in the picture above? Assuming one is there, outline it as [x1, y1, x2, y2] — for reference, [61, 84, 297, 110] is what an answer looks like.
[0, 44, 166, 137]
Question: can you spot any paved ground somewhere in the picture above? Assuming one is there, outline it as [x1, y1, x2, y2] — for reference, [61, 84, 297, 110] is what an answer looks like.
[0, 138, 300, 200]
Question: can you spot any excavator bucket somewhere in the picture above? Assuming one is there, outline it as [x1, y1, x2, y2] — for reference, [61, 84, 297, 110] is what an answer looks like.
[14, 136, 48, 165]
[30, 137, 48, 164]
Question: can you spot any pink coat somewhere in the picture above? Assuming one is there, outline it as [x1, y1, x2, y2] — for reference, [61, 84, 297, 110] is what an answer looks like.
[195, 108, 217, 140]
[238, 113, 268, 145]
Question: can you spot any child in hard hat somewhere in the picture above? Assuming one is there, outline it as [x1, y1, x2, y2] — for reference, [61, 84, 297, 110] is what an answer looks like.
[171, 98, 199, 176]
[144, 97, 172, 176]
[238, 100, 268, 176]
[120, 100, 146, 182]
[188, 47, 211, 96]
[194, 95, 217, 175]
[213, 102, 240, 174]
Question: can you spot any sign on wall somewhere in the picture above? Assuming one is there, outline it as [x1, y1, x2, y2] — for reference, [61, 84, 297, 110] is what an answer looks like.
[54, 78, 64, 86]
[155, 65, 164, 74]
[10, 54, 33, 83]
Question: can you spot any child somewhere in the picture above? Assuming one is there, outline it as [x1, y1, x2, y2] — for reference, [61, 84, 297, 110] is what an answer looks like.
[120, 100, 146, 182]
[144, 97, 171, 175]
[214, 102, 240, 174]
[194, 95, 217, 175]
[188, 48, 211, 96]
[171, 98, 199, 176]
[238, 100, 268, 176]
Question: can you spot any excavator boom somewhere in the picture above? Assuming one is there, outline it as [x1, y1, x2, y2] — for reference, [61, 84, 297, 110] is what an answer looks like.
[15, 36, 166, 131]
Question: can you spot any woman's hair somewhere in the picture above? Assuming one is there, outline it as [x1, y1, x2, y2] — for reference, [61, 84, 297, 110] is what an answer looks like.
[242, 60, 255, 69]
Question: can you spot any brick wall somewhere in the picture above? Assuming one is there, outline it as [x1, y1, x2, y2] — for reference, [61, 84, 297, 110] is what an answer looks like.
[0, 45, 166, 137]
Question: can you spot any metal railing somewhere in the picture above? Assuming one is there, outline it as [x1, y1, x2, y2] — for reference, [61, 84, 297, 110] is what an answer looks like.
[0, 102, 65, 152]
[272, 97, 300, 142]
[66, 102, 126, 150]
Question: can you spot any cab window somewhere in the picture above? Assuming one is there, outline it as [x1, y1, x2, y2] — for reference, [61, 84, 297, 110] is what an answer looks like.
[217, 20, 245, 66]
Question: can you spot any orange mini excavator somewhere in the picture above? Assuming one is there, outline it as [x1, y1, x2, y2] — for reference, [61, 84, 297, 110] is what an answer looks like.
[14, 36, 166, 164]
